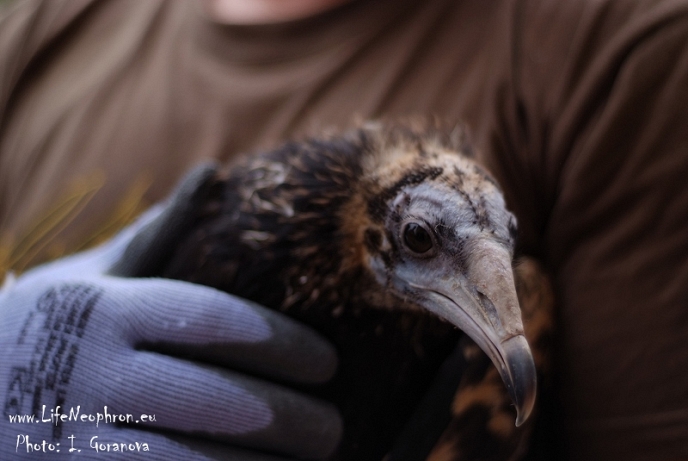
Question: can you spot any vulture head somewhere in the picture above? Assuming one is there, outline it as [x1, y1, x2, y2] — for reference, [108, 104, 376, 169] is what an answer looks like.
[337, 124, 535, 425]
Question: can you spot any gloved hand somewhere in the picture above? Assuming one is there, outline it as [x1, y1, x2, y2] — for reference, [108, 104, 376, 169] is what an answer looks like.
[0, 165, 342, 460]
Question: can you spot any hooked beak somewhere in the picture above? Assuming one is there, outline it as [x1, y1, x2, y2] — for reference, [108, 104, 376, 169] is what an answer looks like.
[412, 239, 536, 426]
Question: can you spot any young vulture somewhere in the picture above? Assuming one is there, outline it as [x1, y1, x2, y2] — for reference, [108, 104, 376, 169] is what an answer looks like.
[152, 123, 554, 461]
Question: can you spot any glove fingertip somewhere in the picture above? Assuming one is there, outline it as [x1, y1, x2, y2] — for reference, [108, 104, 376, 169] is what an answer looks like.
[108, 162, 218, 278]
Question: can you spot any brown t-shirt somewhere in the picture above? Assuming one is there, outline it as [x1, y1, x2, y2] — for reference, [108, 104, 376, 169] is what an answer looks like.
[1, 0, 688, 459]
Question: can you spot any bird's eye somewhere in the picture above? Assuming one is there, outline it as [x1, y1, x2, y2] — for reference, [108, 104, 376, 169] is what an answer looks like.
[403, 223, 433, 254]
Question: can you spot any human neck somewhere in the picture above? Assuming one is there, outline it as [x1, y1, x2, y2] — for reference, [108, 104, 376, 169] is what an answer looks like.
[198, 0, 353, 25]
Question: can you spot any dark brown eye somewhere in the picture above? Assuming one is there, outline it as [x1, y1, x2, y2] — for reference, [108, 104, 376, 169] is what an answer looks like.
[403, 223, 433, 254]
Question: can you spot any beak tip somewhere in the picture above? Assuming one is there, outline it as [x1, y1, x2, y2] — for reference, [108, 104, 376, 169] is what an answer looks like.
[500, 335, 537, 427]
[514, 405, 532, 427]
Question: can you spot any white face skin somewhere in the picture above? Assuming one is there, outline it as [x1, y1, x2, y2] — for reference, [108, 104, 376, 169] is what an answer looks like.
[198, 0, 352, 24]
[367, 180, 518, 324]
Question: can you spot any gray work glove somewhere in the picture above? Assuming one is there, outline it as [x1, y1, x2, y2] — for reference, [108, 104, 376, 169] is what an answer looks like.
[0, 165, 342, 460]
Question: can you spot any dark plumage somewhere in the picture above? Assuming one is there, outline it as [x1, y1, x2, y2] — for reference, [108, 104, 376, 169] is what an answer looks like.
[161, 122, 554, 461]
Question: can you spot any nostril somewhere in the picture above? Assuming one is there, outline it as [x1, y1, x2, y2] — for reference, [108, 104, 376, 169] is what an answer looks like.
[476, 290, 503, 333]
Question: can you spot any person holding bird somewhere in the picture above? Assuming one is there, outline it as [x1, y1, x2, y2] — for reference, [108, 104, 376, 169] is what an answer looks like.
[1, 0, 687, 460]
